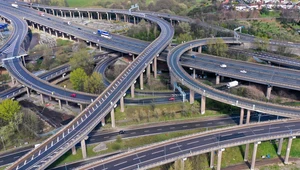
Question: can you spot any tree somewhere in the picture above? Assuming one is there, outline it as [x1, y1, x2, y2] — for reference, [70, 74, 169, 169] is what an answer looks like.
[207, 38, 228, 57]
[0, 99, 21, 123]
[41, 56, 53, 70]
[69, 50, 94, 74]
[177, 33, 193, 44]
[83, 72, 105, 94]
[70, 68, 88, 91]
[254, 37, 269, 51]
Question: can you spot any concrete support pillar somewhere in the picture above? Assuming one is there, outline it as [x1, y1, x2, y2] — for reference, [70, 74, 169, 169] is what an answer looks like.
[72, 146, 76, 155]
[109, 13, 111, 20]
[66, 101, 69, 106]
[240, 108, 244, 125]
[62, 33, 65, 39]
[97, 12, 100, 20]
[147, 64, 151, 81]
[81, 139, 87, 159]
[133, 17, 136, 24]
[11, 76, 15, 85]
[132, 55, 135, 61]
[140, 73, 144, 90]
[111, 109, 115, 128]
[244, 144, 250, 161]
[246, 110, 251, 124]
[284, 137, 294, 164]
[216, 74, 220, 85]
[210, 151, 214, 168]
[78, 11, 81, 19]
[26, 87, 30, 97]
[115, 13, 118, 21]
[79, 104, 83, 111]
[277, 138, 284, 155]
[266, 85, 272, 100]
[120, 96, 124, 112]
[88, 12, 90, 20]
[40, 94, 44, 104]
[180, 159, 184, 170]
[217, 149, 224, 170]
[69, 35, 72, 41]
[250, 142, 260, 170]
[101, 118, 105, 126]
[131, 84, 135, 98]
[198, 46, 202, 53]
[190, 89, 194, 104]
[201, 95, 206, 114]
[154, 56, 157, 78]
[100, 13, 102, 20]
[43, 27, 45, 32]
[58, 99, 62, 110]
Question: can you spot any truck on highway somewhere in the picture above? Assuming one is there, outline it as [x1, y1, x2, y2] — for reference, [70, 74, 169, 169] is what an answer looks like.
[11, 3, 18, 8]
[227, 80, 238, 88]
[97, 29, 112, 39]
[63, 21, 71, 25]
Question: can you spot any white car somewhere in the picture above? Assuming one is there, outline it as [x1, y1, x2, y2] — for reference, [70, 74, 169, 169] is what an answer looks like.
[93, 32, 97, 35]
[220, 64, 227, 68]
[240, 70, 247, 74]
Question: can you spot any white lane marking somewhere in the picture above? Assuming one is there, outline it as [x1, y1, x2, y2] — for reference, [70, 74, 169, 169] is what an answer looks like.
[133, 155, 146, 160]
[238, 131, 248, 134]
[204, 137, 215, 141]
[144, 130, 149, 132]
[182, 125, 187, 128]
[131, 132, 136, 134]
[152, 150, 164, 154]
[104, 136, 109, 138]
[187, 141, 199, 145]
[286, 125, 295, 128]
[14, 156, 20, 159]
[195, 124, 200, 126]
[207, 122, 212, 125]
[157, 129, 162, 131]
[114, 161, 127, 167]
[170, 127, 175, 129]
[170, 145, 182, 150]
[253, 129, 264, 132]
[270, 126, 280, 130]
[90, 139, 95, 141]
[221, 133, 232, 137]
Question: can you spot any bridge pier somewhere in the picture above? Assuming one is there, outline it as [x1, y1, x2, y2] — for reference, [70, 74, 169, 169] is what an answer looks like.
[21, 55, 26, 66]
[40, 94, 44, 104]
[201, 95, 206, 114]
[277, 138, 284, 155]
[284, 136, 295, 164]
[216, 74, 220, 85]
[131, 84, 135, 98]
[140, 72, 144, 90]
[11, 76, 16, 85]
[111, 109, 116, 128]
[101, 118, 105, 126]
[198, 46, 202, 53]
[189, 90, 194, 104]
[58, 99, 62, 110]
[244, 110, 251, 161]
[154, 55, 157, 78]
[266, 85, 272, 100]
[250, 141, 260, 170]
[239, 108, 244, 125]
[210, 151, 214, 168]
[133, 16, 136, 24]
[81, 139, 87, 159]
[147, 64, 151, 82]
[217, 149, 224, 170]
[120, 96, 124, 112]
[26, 87, 30, 97]
[79, 104, 83, 111]
[72, 146, 76, 155]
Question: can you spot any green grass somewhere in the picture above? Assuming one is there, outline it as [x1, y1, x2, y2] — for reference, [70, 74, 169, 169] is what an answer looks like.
[66, 0, 98, 7]
[57, 79, 74, 90]
[260, 11, 281, 18]
[260, 164, 300, 170]
[56, 39, 72, 47]
[0, 166, 7, 170]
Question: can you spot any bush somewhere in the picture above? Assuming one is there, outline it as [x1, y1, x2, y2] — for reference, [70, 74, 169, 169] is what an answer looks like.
[111, 143, 121, 150]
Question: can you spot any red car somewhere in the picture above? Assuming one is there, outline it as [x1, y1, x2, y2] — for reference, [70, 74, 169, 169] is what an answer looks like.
[70, 93, 76, 98]
[169, 97, 175, 101]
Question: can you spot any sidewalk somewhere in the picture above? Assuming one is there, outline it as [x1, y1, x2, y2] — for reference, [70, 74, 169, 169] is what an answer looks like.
[223, 157, 300, 170]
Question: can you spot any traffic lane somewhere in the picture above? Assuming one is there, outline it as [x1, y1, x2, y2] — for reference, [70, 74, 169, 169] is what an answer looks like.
[86, 121, 300, 170]
[191, 54, 300, 79]
[86, 114, 277, 144]
[169, 39, 300, 116]
[0, 149, 32, 167]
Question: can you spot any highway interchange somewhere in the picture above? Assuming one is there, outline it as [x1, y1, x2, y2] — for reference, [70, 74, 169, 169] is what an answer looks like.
[0, 1, 300, 170]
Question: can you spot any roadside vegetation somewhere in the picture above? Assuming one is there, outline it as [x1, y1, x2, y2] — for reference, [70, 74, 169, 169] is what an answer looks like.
[0, 99, 44, 151]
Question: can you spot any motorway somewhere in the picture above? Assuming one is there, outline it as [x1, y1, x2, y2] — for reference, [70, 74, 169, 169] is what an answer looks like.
[1, 2, 300, 170]
[6, 6, 175, 170]
[0, 114, 278, 168]
[76, 119, 300, 170]
[180, 52, 300, 91]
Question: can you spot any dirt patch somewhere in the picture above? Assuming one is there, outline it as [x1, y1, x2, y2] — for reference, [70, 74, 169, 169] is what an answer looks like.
[19, 100, 74, 128]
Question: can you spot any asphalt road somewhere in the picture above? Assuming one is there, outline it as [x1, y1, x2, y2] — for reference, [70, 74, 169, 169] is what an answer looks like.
[77, 119, 300, 170]
[0, 113, 277, 168]
[168, 37, 300, 117]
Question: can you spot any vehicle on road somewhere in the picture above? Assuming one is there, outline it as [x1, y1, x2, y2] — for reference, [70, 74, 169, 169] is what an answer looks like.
[70, 93, 76, 98]
[38, 12, 45, 16]
[63, 21, 71, 25]
[227, 81, 238, 88]
[240, 70, 247, 74]
[169, 97, 175, 101]
[11, 3, 18, 8]
[93, 32, 97, 34]
[97, 29, 112, 39]
[119, 130, 125, 134]
[191, 55, 196, 59]
[220, 64, 227, 68]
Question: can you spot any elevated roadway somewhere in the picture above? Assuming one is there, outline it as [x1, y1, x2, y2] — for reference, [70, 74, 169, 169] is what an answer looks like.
[7, 9, 174, 170]
[76, 119, 300, 170]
